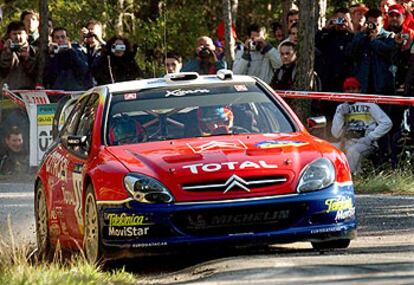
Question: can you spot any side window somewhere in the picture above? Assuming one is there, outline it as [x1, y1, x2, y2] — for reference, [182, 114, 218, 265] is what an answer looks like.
[61, 97, 87, 137]
[75, 93, 99, 153]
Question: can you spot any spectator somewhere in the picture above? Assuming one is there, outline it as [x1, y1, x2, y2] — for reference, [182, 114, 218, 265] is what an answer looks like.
[0, 126, 28, 175]
[233, 24, 281, 84]
[287, 9, 299, 31]
[271, 41, 296, 90]
[349, 4, 369, 33]
[181, 36, 226, 74]
[213, 40, 225, 61]
[279, 23, 299, 48]
[164, 51, 182, 74]
[0, 21, 37, 90]
[20, 10, 39, 46]
[270, 22, 284, 46]
[346, 8, 397, 95]
[316, 8, 354, 92]
[331, 77, 392, 174]
[92, 35, 143, 85]
[80, 20, 105, 67]
[44, 27, 88, 91]
[387, 4, 414, 95]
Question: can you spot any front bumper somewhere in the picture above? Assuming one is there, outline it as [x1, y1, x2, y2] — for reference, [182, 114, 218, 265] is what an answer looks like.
[97, 183, 356, 256]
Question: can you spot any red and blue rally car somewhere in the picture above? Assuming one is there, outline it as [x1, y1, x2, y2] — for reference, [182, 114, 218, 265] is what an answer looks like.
[35, 71, 356, 262]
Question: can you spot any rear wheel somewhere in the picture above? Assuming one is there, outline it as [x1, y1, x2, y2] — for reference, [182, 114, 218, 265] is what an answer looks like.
[311, 239, 351, 250]
[83, 185, 102, 264]
[35, 182, 53, 260]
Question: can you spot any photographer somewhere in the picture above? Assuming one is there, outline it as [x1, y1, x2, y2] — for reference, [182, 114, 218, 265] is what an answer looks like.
[44, 27, 88, 91]
[181, 36, 226, 74]
[232, 24, 281, 84]
[92, 35, 143, 85]
[331, 77, 392, 174]
[80, 20, 105, 67]
[346, 8, 397, 95]
[0, 21, 37, 90]
[316, 8, 354, 93]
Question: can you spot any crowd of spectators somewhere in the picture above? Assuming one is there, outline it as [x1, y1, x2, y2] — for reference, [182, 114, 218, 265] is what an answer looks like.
[1, 2, 414, 174]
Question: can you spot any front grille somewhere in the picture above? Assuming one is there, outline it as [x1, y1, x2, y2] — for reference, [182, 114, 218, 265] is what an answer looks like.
[182, 175, 287, 192]
[171, 202, 307, 236]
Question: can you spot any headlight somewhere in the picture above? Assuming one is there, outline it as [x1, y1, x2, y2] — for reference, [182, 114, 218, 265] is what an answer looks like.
[297, 158, 335, 192]
[124, 174, 174, 203]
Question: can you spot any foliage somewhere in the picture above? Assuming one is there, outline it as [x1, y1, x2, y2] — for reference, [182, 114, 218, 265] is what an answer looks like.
[0, 0, 392, 77]
[354, 168, 414, 195]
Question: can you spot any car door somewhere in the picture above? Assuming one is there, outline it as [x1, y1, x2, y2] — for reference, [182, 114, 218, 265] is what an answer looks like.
[61, 93, 100, 240]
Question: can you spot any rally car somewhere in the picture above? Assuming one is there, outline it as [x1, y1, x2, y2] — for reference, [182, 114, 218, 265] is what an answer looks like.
[35, 71, 356, 263]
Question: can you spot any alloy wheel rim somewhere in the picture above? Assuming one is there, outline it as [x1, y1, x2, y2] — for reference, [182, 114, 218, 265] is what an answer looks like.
[85, 193, 99, 263]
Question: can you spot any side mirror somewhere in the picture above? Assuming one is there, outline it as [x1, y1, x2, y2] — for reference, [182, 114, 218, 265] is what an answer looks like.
[63, 135, 88, 148]
[307, 116, 327, 129]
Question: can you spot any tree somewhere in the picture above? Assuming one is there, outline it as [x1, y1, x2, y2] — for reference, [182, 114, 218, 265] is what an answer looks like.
[223, 0, 235, 67]
[292, 0, 318, 121]
[37, 0, 48, 86]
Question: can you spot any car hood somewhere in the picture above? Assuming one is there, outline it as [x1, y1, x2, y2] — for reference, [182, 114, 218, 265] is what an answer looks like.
[106, 133, 325, 202]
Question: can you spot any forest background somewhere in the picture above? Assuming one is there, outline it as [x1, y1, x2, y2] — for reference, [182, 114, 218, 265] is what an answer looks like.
[0, 0, 380, 77]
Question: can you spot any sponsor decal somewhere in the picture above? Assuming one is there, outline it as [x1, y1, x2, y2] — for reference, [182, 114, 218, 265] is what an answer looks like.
[325, 197, 353, 213]
[106, 213, 153, 227]
[108, 226, 149, 237]
[335, 207, 355, 221]
[325, 196, 355, 222]
[187, 140, 247, 153]
[45, 151, 69, 183]
[234, 85, 248, 92]
[63, 188, 76, 206]
[132, 242, 168, 248]
[183, 160, 278, 174]
[187, 209, 290, 229]
[72, 171, 84, 234]
[105, 213, 153, 238]
[311, 226, 342, 234]
[255, 140, 309, 149]
[165, 89, 210, 97]
[124, 93, 137, 100]
[50, 224, 61, 237]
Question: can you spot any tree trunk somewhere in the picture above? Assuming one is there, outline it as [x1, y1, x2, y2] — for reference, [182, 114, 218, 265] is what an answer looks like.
[223, 0, 235, 68]
[282, 0, 293, 36]
[37, 0, 48, 86]
[317, 0, 327, 30]
[292, 0, 317, 121]
[115, 0, 124, 35]
[231, 0, 238, 26]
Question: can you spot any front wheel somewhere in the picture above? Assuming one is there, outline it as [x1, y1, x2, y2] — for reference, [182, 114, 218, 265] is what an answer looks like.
[35, 182, 53, 260]
[311, 239, 351, 250]
[83, 185, 102, 264]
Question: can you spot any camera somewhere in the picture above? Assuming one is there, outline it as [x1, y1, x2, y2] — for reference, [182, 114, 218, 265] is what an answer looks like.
[10, 43, 21, 52]
[111, 43, 126, 53]
[198, 47, 211, 58]
[366, 22, 377, 32]
[334, 17, 345, 25]
[248, 40, 259, 51]
[84, 32, 95, 39]
[401, 33, 409, 39]
[53, 44, 69, 54]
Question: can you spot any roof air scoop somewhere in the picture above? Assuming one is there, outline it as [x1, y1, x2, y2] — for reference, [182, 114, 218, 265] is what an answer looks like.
[164, 72, 199, 82]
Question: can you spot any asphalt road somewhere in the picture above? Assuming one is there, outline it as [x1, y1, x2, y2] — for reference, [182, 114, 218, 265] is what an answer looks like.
[1, 181, 413, 284]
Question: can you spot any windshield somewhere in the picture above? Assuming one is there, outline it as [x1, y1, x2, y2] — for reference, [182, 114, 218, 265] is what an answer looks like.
[106, 84, 295, 145]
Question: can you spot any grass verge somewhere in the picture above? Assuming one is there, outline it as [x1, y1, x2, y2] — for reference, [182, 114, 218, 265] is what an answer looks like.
[0, 217, 138, 285]
[354, 168, 414, 195]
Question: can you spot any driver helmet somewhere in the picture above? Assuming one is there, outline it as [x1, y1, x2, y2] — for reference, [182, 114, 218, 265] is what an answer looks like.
[109, 114, 146, 145]
[197, 106, 234, 135]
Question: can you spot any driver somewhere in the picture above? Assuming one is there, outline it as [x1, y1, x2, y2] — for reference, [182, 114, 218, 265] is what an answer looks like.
[109, 114, 147, 145]
[197, 106, 234, 135]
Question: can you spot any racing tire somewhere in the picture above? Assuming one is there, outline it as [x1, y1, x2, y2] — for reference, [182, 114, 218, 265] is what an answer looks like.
[83, 185, 103, 264]
[35, 182, 53, 261]
[311, 239, 351, 250]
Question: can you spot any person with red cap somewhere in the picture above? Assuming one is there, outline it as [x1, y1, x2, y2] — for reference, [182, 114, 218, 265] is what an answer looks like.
[331, 77, 392, 174]
[386, 3, 414, 50]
